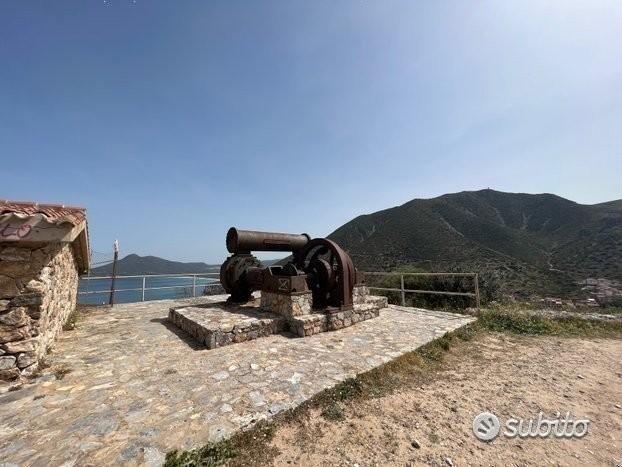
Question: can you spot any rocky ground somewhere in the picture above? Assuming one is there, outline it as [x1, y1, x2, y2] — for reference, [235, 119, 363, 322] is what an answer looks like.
[266, 333, 622, 466]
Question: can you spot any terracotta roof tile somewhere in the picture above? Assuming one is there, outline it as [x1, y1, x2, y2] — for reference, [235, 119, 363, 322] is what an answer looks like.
[0, 200, 90, 271]
[0, 200, 86, 226]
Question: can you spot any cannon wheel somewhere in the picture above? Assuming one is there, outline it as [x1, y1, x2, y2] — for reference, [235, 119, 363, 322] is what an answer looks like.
[297, 238, 355, 310]
[220, 254, 262, 302]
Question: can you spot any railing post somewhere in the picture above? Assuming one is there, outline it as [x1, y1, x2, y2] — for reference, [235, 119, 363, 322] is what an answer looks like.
[141, 276, 146, 302]
[400, 274, 406, 306]
[192, 275, 197, 297]
[474, 273, 480, 309]
[108, 242, 119, 307]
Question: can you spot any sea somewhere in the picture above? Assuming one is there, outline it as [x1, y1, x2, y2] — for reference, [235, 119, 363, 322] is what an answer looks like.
[78, 275, 221, 305]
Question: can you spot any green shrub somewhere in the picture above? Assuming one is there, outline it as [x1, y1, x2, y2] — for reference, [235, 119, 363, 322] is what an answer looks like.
[477, 308, 622, 337]
[165, 440, 236, 467]
[365, 264, 501, 310]
[321, 402, 345, 421]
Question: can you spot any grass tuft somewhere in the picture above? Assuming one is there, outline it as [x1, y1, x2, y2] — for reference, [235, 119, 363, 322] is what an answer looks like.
[164, 421, 277, 467]
[63, 309, 80, 331]
[165, 440, 236, 467]
[333, 378, 363, 401]
[477, 308, 622, 337]
[321, 402, 345, 421]
[54, 365, 72, 380]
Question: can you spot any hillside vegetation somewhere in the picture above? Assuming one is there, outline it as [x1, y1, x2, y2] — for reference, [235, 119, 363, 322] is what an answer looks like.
[329, 189, 622, 296]
[90, 254, 218, 276]
[90, 255, 282, 276]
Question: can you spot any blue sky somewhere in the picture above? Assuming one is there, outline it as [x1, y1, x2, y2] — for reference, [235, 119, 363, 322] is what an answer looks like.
[1, 1, 621, 263]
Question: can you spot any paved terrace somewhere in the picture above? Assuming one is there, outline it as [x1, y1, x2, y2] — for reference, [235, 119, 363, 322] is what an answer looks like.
[0, 296, 475, 466]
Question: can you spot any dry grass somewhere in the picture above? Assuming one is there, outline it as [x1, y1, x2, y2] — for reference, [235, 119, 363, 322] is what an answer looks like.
[62, 308, 81, 331]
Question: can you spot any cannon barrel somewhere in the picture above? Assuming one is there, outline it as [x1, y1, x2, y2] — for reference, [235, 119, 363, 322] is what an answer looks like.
[226, 227, 310, 254]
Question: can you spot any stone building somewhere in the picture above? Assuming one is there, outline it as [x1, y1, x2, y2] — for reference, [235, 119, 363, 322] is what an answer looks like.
[0, 201, 89, 381]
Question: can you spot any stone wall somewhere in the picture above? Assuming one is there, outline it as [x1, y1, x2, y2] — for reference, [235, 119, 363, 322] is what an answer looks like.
[0, 242, 79, 381]
[260, 291, 312, 318]
[353, 285, 370, 304]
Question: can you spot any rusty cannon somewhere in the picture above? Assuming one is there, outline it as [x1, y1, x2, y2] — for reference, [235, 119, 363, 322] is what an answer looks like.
[220, 227, 363, 311]
[169, 228, 384, 347]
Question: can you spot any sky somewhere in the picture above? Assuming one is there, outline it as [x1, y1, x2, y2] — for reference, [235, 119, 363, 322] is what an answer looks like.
[1, 1, 621, 263]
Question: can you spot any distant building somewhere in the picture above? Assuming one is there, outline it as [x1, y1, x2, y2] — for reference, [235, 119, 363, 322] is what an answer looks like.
[542, 297, 563, 308]
[0, 200, 89, 381]
[572, 297, 600, 308]
[578, 277, 622, 306]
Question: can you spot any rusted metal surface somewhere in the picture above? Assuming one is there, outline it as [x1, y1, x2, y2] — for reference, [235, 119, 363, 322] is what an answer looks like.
[220, 227, 361, 311]
[298, 238, 355, 310]
[262, 267, 309, 295]
[226, 228, 310, 254]
[219, 254, 263, 302]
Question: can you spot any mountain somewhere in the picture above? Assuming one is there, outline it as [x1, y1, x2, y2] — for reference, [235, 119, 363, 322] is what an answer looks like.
[90, 254, 219, 276]
[329, 189, 622, 296]
[90, 254, 283, 276]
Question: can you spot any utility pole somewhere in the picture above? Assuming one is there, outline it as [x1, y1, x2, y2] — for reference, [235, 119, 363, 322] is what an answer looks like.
[108, 239, 119, 306]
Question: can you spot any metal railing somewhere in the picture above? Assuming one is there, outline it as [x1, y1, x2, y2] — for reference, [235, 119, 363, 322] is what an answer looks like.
[362, 271, 480, 308]
[78, 271, 480, 308]
[79, 272, 221, 302]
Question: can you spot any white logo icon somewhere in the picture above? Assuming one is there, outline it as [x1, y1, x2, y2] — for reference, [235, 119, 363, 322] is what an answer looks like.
[473, 411, 501, 441]
[472, 411, 589, 441]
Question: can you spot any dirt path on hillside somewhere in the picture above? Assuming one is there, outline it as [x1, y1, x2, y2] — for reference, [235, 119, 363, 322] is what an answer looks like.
[268, 334, 622, 466]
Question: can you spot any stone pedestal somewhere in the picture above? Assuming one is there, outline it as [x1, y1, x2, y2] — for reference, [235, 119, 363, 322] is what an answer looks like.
[259, 285, 387, 337]
[260, 291, 312, 318]
[169, 285, 389, 349]
[288, 303, 383, 337]
[169, 303, 287, 349]
[353, 285, 370, 304]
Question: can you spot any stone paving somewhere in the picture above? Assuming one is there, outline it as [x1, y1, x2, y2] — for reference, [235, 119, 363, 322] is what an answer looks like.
[0, 296, 475, 466]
